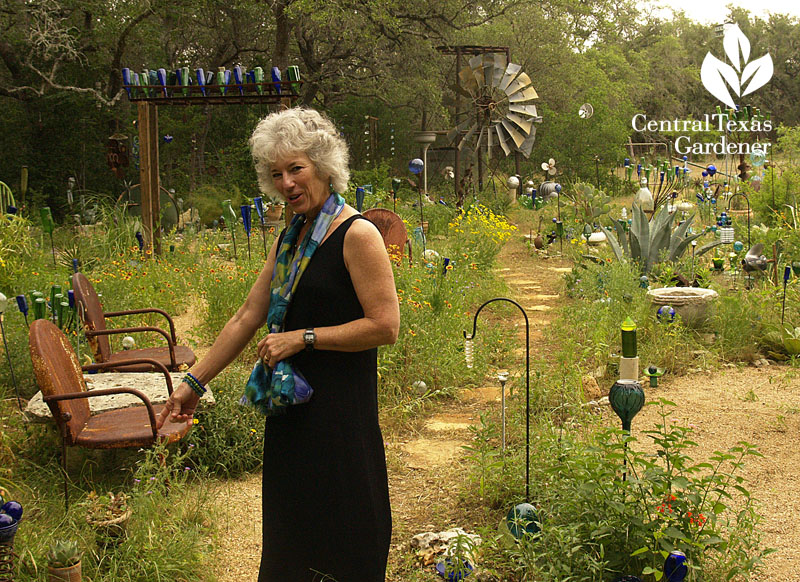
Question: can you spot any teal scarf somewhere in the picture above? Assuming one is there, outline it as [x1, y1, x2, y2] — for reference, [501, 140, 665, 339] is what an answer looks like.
[241, 192, 345, 415]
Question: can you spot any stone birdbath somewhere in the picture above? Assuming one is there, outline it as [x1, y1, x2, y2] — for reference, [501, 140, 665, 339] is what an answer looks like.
[646, 287, 719, 327]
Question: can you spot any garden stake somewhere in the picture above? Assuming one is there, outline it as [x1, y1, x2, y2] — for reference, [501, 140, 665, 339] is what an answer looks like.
[498, 370, 509, 452]
[254, 197, 269, 259]
[782, 265, 791, 328]
[0, 294, 22, 411]
[409, 159, 426, 251]
[464, 297, 530, 501]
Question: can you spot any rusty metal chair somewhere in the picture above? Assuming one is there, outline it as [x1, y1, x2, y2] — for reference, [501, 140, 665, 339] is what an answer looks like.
[362, 208, 412, 265]
[72, 272, 196, 372]
[28, 319, 192, 508]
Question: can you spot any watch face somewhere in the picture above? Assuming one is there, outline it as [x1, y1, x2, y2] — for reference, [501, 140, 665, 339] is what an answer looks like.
[304, 330, 314, 344]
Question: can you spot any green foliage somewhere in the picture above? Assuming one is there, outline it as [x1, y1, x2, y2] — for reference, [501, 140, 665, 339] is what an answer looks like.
[500, 401, 769, 581]
[0, 214, 36, 294]
[47, 539, 82, 568]
[601, 205, 719, 274]
[185, 366, 265, 476]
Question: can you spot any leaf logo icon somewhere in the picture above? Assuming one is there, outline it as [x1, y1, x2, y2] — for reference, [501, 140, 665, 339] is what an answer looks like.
[701, 24, 773, 109]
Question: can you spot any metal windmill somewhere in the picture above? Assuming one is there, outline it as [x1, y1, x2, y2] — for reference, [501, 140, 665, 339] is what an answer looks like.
[446, 52, 542, 188]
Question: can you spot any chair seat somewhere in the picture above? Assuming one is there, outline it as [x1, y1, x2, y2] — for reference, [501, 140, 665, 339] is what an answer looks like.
[75, 404, 191, 448]
[105, 346, 196, 372]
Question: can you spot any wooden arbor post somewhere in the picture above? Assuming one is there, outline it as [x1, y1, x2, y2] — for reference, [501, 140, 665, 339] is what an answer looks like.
[137, 101, 161, 255]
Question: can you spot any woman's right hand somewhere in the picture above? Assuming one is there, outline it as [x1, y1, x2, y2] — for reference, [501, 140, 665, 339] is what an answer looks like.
[156, 381, 200, 429]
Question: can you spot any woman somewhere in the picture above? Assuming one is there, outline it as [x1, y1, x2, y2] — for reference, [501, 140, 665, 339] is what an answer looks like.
[157, 108, 400, 581]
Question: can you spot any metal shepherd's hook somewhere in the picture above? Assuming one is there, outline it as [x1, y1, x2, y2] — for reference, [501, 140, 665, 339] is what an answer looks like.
[464, 297, 531, 501]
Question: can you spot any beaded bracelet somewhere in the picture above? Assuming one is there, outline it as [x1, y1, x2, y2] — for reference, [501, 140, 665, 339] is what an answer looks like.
[183, 372, 206, 397]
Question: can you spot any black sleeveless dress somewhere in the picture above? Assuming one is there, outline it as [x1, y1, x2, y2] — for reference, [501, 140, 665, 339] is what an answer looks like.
[258, 215, 392, 582]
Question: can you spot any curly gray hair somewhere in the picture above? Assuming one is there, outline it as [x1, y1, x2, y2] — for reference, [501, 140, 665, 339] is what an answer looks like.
[250, 108, 350, 200]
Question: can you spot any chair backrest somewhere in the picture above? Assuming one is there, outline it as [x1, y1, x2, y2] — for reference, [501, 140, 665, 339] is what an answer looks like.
[72, 272, 110, 362]
[28, 319, 90, 445]
[362, 209, 408, 255]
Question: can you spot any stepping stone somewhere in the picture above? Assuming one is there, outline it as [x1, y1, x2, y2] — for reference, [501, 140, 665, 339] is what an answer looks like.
[525, 305, 552, 312]
[402, 438, 466, 469]
[425, 413, 474, 432]
[503, 278, 539, 285]
[520, 285, 542, 291]
[529, 294, 560, 301]
[547, 267, 572, 273]
[463, 386, 501, 402]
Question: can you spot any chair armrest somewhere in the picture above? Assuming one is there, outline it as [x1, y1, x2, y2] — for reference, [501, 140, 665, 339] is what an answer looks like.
[82, 359, 174, 394]
[84, 326, 177, 367]
[44, 387, 159, 440]
[104, 308, 177, 343]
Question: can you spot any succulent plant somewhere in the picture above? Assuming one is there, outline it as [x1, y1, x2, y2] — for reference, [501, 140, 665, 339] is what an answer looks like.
[47, 540, 82, 568]
[600, 205, 722, 274]
[564, 182, 612, 225]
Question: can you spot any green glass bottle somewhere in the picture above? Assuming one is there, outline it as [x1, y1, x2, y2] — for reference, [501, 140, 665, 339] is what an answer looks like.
[621, 316, 637, 358]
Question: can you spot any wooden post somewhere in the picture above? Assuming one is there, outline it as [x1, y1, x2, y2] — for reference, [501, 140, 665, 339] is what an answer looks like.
[138, 101, 161, 255]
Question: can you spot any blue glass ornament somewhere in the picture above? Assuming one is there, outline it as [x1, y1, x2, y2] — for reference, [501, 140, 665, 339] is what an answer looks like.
[734, 241, 744, 252]
[664, 550, 688, 582]
[639, 275, 649, 288]
[707, 164, 717, 176]
[16, 295, 27, 316]
[68, 289, 75, 309]
[1, 501, 23, 522]
[555, 183, 562, 193]
[435, 559, 473, 580]
[135, 231, 144, 251]
[702, 170, 708, 177]
[355, 186, 366, 212]
[657, 304, 676, 323]
[240, 205, 251, 236]
[624, 158, 630, 167]
[682, 155, 688, 161]
[408, 158, 424, 174]
[506, 503, 540, 538]
[163, 134, 173, 143]
[253, 197, 265, 223]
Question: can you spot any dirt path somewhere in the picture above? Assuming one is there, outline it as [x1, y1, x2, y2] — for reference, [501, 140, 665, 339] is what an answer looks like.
[176, 229, 798, 581]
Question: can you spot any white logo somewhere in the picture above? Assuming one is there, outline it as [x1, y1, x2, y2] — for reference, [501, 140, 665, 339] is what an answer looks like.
[701, 24, 773, 109]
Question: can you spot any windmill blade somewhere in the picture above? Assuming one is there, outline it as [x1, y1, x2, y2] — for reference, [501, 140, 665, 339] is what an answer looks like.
[504, 72, 533, 97]
[491, 53, 508, 87]
[449, 83, 473, 100]
[518, 126, 537, 158]
[499, 63, 523, 92]
[508, 86, 539, 103]
[495, 123, 511, 157]
[501, 119, 526, 148]
[473, 126, 485, 155]
[457, 122, 478, 151]
[507, 112, 533, 135]
[447, 117, 472, 144]
[458, 66, 480, 95]
[509, 103, 540, 118]
[468, 55, 486, 87]
[486, 123, 493, 160]
[481, 54, 496, 87]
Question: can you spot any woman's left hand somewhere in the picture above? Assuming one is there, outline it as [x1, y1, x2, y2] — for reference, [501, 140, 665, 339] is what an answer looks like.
[257, 329, 305, 367]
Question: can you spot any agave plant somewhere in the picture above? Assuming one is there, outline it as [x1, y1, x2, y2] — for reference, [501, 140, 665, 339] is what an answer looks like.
[600, 205, 722, 274]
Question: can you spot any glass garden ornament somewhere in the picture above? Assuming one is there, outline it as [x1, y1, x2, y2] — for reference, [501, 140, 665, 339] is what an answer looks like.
[505, 502, 540, 539]
[664, 550, 688, 582]
[644, 365, 665, 387]
[241, 204, 252, 259]
[408, 158, 424, 175]
[783, 265, 792, 328]
[621, 317, 637, 358]
[707, 164, 717, 177]
[122, 336, 135, 350]
[657, 304, 676, 323]
[734, 240, 744, 252]
[609, 379, 645, 432]
[16, 295, 28, 328]
[634, 177, 654, 214]
[464, 334, 474, 368]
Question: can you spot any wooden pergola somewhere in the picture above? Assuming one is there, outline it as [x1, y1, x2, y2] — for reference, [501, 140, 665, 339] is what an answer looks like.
[126, 81, 298, 254]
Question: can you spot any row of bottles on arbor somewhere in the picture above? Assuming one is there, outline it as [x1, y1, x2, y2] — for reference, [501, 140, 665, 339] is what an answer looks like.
[121, 65, 301, 99]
